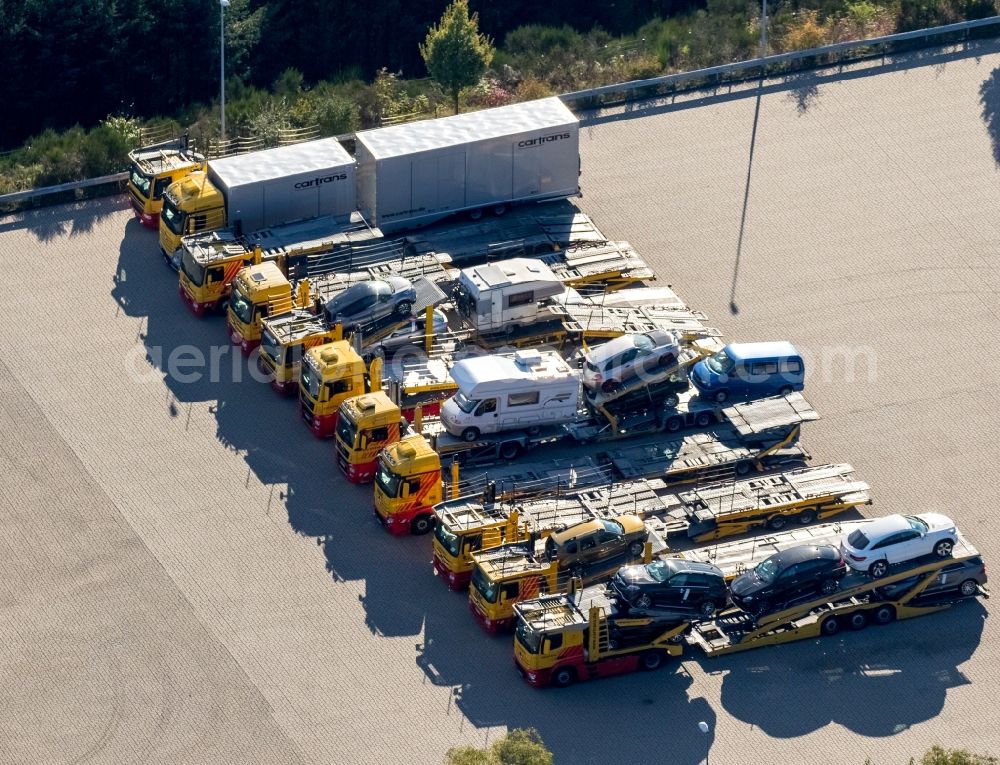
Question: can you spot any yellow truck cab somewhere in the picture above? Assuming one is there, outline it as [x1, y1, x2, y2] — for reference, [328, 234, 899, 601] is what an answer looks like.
[299, 341, 367, 437]
[127, 137, 204, 228]
[159, 171, 225, 259]
[468, 515, 648, 633]
[372, 434, 444, 535]
[432, 504, 527, 591]
[513, 587, 686, 688]
[178, 236, 263, 315]
[258, 310, 340, 394]
[226, 262, 296, 354]
[335, 391, 404, 485]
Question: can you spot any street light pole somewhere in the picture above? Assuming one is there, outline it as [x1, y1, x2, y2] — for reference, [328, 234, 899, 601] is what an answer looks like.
[760, 0, 768, 58]
[220, 0, 230, 140]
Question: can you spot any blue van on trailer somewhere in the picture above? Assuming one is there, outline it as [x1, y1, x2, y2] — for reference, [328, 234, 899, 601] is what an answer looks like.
[690, 341, 804, 403]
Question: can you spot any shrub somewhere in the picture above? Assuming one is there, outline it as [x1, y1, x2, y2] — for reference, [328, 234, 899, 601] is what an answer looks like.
[783, 9, 832, 50]
[79, 124, 131, 177]
[513, 77, 556, 101]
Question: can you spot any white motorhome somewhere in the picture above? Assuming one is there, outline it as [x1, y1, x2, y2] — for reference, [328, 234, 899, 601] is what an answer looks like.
[454, 257, 566, 333]
[440, 349, 581, 441]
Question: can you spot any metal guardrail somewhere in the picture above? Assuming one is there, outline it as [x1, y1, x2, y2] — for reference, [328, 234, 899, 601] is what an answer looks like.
[560, 15, 1000, 110]
[0, 172, 128, 205]
[2, 15, 999, 209]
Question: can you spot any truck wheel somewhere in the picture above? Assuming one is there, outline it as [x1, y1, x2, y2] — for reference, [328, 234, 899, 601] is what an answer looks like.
[468, 208, 484, 221]
[766, 514, 787, 531]
[847, 611, 868, 631]
[492, 204, 507, 216]
[526, 425, 541, 436]
[461, 427, 480, 442]
[551, 667, 576, 688]
[499, 442, 522, 460]
[735, 461, 752, 476]
[779, 386, 793, 396]
[665, 415, 684, 433]
[797, 509, 817, 525]
[872, 605, 896, 625]
[640, 650, 666, 671]
[412, 515, 434, 535]
[820, 616, 841, 636]
[694, 411, 714, 427]
[394, 300, 412, 317]
[713, 390, 729, 403]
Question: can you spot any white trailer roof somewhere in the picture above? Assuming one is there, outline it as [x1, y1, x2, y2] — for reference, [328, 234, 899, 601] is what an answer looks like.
[450, 350, 576, 391]
[463, 258, 560, 290]
[356, 97, 577, 160]
[209, 137, 353, 188]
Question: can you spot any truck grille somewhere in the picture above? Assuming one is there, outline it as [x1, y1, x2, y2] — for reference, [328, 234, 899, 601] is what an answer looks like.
[301, 396, 315, 420]
[335, 441, 349, 470]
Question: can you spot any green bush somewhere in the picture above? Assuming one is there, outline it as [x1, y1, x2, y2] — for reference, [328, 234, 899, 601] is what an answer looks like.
[80, 124, 131, 177]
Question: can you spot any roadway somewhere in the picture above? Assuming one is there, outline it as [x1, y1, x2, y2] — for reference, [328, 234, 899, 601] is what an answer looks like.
[1, 38, 999, 765]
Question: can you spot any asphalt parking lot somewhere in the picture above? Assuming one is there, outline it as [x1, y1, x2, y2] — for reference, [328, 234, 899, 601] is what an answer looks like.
[2, 39, 999, 765]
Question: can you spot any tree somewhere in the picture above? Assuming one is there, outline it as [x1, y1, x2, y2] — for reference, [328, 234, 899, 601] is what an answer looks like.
[445, 728, 554, 765]
[420, 0, 495, 114]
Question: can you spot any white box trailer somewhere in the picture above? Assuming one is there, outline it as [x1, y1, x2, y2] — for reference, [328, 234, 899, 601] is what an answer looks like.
[207, 137, 356, 235]
[355, 97, 580, 233]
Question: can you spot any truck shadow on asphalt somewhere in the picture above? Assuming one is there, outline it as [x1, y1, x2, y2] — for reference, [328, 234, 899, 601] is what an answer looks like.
[713, 601, 987, 738]
[0, 193, 129, 241]
[110, 224, 988, 763]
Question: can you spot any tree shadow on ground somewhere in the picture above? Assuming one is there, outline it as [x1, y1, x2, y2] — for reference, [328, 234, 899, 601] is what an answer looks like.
[0, 193, 130, 241]
[979, 67, 1000, 164]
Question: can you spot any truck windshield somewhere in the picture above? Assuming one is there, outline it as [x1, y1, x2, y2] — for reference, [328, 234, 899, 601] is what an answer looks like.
[129, 167, 152, 198]
[161, 198, 185, 235]
[260, 328, 282, 366]
[230, 285, 254, 325]
[335, 413, 358, 448]
[471, 567, 500, 603]
[301, 362, 321, 399]
[181, 250, 206, 287]
[435, 522, 462, 558]
[375, 462, 402, 498]
[705, 349, 735, 375]
[453, 391, 479, 414]
[515, 621, 542, 655]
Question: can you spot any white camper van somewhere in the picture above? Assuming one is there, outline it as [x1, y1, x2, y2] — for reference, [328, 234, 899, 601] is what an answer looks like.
[454, 258, 567, 334]
[440, 349, 581, 441]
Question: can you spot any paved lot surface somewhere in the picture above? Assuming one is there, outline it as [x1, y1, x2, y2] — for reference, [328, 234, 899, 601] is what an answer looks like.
[2, 39, 1000, 765]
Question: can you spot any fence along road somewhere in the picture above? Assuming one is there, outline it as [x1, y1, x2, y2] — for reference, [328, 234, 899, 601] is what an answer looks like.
[1, 34, 1000, 765]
